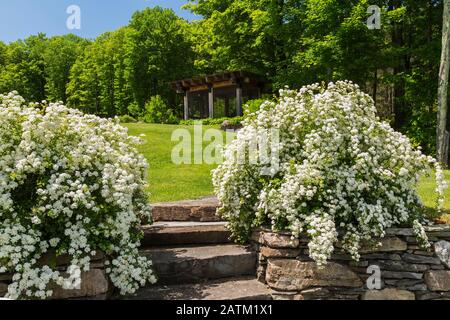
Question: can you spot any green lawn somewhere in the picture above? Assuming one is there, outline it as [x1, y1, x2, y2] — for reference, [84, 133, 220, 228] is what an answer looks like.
[124, 123, 221, 203]
[124, 123, 450, 224]
[418, 171, 450, 224]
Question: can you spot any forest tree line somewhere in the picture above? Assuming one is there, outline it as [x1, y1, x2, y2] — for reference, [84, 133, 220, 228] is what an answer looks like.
[0, 0, 447, 155]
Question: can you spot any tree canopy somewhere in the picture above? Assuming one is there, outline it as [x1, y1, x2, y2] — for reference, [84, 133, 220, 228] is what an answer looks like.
[0, 2, 448, 156]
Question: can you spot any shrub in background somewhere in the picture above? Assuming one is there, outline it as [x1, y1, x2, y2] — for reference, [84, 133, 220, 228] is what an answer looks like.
[243, 95, 276, 120]
[127, 102, 141, 119]
[0, 92, 156, 299]
[118, 114, 138, 123]
[243, 97, 271, 118]
[180, 117, 244, 126]
[213, 81, 447, 266]
[142, 95, 179, 124]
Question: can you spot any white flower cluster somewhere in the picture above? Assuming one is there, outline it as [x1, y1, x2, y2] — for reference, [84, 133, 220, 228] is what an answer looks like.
[213, 81, 447, 266]
[0, 92, 156, 299]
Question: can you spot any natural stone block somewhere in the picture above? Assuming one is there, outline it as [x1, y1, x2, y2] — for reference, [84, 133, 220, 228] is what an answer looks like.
[424, 226, 450, 238]
[271, 291, 304, 300]
[416, 292, 445, 300]
[434, 241, 450, 269]
[406, 284, 427, 291]
[38, 251, 105, 268]
[360, 237, 407, 253]
[361, 253, 402, 261]
[266, 260, 363, 291]
[374, 260, 428, 273]
[407, 236, 438, 243]
[349, 261, 369, 268]
[388, 280, 428, 291]
[0, 274, 12, 282]
[393, 279, 423, 287]
[261, 232, 299, 249]
[151, 198, 221, 222]
[402, 253, 441, 265]
[424, 225, 450, 233]
[251, 231, 263, 243]
[272, 288, 336, 301]
[50, 269, 109, 300]
[382, 271, 423, 280]
[386, 228, 415, 237]
[330, 253, 353, 261]
[0, 283, 7, 297]
[329, 293, 361, 300]
[300, 287, 331, 300]
[425, 270, 450, 291]
[260, 246, 301, 258]
[362, 288, 415, 300]
[412, 250, 434, 257]
[257, 265, 267, 283]
[406, 237, 418, 244]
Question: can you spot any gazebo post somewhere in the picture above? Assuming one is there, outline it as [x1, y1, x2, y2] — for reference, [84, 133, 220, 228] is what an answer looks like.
[208, 85, 214, 118]
[183, 90, 189, 120]
[236, 83, 243, 117]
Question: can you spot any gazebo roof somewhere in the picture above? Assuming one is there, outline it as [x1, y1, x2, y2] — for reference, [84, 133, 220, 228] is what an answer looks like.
[171, 70, 266, 92]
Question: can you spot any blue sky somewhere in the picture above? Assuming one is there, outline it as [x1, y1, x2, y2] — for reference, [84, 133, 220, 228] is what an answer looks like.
[0, 0, 198, 43]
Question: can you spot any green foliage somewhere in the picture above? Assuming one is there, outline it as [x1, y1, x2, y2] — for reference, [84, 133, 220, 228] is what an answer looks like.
[67, 27, 133, 116]
[66, 7, 195, 118]
[185, 0, 446, 157]
[243, 98, 272, 116]
[142, 95, 179, 124]
[0, 2, 448, 156]
[118, 114, 138, 123]
[127, 102, 141, 119]
[127, 7, 195, 109]
[0, 34, 47, 102]
[180, 116, 244, 126]
[44, 34, 88, 103]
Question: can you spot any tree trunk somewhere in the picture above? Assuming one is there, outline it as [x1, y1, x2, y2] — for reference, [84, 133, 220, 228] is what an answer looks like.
[437, 0, 450, 165]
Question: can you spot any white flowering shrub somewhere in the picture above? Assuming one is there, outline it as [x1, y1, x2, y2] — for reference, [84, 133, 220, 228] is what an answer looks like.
[0, 92, 156, 299]
[213, 81, 447, 266]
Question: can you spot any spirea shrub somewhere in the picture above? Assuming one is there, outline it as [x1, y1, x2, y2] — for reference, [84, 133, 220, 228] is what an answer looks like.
[0, 92, 156, 299]
[212, 81, 447, 266]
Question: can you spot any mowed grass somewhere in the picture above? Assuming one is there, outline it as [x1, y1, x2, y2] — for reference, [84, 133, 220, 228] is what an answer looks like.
[124, 123, 223, 203]
[124, 123, 450, 224]
[417, 171, 450, 224]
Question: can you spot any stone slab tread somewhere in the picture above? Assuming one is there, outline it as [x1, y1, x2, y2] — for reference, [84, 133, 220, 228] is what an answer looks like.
[140, 244, 257, 284]
[123, 277, 272, 300]
[141, 222, 231, 246]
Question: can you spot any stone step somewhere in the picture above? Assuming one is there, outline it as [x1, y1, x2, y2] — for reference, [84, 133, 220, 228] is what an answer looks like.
[140, 244, 256, 285]
[123, 277, 272, 300]
[152, 197, 220, 222]
[141, 222, 231, 247]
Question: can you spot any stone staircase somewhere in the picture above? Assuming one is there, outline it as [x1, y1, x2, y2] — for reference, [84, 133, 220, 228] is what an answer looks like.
[125, 197, 272, 300]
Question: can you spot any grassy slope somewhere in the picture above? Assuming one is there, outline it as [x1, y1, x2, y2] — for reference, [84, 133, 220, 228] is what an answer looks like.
[125, 123, 450, 223]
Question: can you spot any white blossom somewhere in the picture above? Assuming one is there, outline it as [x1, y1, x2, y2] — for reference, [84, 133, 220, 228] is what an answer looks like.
[213, 81, 447, 266]
[0, 92, 156, 299]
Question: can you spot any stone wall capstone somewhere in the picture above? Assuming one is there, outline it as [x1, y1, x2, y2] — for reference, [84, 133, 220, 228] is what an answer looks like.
[253, 225, 450, 300]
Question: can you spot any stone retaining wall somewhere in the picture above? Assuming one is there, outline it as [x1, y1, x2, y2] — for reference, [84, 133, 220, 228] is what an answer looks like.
[0, 252, 112, 300]
[252, 225, 450, 300]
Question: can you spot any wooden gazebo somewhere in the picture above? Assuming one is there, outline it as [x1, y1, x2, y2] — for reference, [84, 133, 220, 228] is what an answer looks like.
[171, 71, 267, 120]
